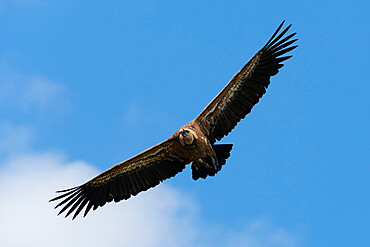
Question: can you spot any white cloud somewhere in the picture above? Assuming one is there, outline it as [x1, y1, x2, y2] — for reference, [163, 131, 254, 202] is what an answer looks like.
[0, 152, 200, 247]
[0, 151, 301, 247]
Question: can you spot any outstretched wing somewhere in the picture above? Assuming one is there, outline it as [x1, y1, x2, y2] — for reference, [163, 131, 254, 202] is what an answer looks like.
[50, 138, 190, 219]
[195, 21, 298, 143]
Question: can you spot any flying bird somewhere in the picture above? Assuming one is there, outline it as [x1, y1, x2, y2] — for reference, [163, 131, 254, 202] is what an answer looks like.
[50, 21, 297, 219]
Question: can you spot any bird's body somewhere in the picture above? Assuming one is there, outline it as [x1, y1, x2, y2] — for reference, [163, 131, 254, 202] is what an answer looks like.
[178, 122, 217, 164]
[51, 21, 298, 219]
[174, 121, 232, 180]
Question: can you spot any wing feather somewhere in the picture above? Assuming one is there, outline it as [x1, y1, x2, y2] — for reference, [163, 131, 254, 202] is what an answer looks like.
[50, 138, 190, 219]
[195, 21, 297, 143]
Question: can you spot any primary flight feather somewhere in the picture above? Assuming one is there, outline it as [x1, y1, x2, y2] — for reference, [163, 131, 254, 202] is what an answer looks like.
[50, 21, 298, 219]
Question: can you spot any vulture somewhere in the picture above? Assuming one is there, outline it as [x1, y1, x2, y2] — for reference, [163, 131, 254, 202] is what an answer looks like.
[50, 21, 298, 219]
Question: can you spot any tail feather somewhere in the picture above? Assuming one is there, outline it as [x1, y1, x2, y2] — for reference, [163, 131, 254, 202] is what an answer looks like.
[213, 144, 233, 166]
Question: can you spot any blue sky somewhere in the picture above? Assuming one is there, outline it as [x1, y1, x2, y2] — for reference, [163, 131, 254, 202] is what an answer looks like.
[0, 1, 369, 246]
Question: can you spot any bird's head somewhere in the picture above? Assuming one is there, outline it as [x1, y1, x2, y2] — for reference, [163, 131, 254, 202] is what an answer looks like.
[179, 128, 195, 145]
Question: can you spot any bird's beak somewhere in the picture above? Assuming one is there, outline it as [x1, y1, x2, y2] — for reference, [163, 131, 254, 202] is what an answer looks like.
[179, 129, 185, 135]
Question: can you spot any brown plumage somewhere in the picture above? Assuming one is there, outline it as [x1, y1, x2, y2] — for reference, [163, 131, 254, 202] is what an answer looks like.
[50, 21, 297, 219]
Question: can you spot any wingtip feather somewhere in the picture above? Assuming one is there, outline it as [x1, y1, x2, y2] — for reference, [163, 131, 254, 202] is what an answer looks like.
[264, 21, 286, 47]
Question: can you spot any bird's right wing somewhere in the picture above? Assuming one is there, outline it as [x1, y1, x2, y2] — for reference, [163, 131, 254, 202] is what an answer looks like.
[50, 137, 190, 219]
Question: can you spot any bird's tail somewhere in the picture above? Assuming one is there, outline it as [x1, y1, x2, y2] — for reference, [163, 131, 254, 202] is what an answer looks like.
[213, 144, 233, 166]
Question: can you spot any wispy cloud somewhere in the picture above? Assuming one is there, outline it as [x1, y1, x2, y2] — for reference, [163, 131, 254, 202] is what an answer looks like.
[123, 99, 171, 127]
[226, 220, 300, 247]
[0, 65, 69, 113]
[22, 76, 65, 108]
[0, 122, 32, 158]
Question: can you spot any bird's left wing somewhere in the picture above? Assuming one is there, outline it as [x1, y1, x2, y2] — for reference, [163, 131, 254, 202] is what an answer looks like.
[195, 21, 297, 143]
[50, 137, 190, 219]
